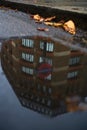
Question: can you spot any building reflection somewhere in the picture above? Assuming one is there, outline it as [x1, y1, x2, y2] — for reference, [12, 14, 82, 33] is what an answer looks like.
[1, 36, 87, 117]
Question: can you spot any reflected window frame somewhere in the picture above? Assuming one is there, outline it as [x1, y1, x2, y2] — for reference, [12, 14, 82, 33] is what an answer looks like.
[69, 57, 80, 66]
[40, 41, 54, 52]
[22, 66, 34, 75]
[67, 71, 78, 79]
[21, 52, 34, 62]
[22, 38, 34, 48]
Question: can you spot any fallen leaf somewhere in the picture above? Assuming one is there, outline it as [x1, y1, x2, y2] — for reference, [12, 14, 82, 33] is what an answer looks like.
[44, 16, 56, 22]
[53, 22, 63, 27]
[44, 20, 64, 27]
[30, 14, 44, 22]
[37, 27, 49, 31]
[30, 14, 76, 34]
[35, 18, 44, 23]
[44, 22, 53, 26]
[63, 20, 76, 35]
[33, 14, 41, 20]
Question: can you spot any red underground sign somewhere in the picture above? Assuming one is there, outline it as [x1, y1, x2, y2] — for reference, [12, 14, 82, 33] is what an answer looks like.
[37, 63, 52, 79]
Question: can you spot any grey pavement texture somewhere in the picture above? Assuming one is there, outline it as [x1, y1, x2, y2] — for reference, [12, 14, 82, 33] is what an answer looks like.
[0, 7, 87, 53]
[0, 8, 39, 39]
[0, 7, 73, 40]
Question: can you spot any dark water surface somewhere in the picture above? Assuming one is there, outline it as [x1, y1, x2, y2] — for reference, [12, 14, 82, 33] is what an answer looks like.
[0, 36, 87, 130]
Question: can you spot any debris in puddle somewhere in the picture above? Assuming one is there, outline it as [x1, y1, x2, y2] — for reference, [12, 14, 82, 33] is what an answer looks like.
[30, 14, 76, 34]
[37, 27, 49, 31]
[30, 14, 44, 22]
[30, 14, 56, 23]
[53, 20, 65, 27]
[63, 20, 76, 35]
[44, 21, 63, 27]
[44, 16, 56, 22]
[44, 21, 53, 26]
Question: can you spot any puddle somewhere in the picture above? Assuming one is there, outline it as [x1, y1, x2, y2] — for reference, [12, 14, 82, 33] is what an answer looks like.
[1, 35, 87, 117]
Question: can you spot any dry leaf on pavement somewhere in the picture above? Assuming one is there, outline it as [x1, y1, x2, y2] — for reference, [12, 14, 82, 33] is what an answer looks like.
[37, 27, 49, 31]
[63, 20, 76, 35]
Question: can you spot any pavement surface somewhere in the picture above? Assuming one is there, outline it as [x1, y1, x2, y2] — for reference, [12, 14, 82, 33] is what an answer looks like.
[0, 7, 74, 40]
[0, 7, 39, 39]
[0, 6, 87, 53]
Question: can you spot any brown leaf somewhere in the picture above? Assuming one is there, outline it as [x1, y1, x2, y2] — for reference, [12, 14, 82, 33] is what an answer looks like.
[63, 20, 76, 35]
[37, 27, 49, 31]
[53, 22, 63, 27]
[30, 14, 44, 22]
[44, 22, 53, 26]
[33, 14, 41, 21]
[44, 21, 63, 27]
[44, 16, 56, 22]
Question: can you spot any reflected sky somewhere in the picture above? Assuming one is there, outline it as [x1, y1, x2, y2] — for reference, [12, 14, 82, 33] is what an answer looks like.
[0, 36, 87, 130]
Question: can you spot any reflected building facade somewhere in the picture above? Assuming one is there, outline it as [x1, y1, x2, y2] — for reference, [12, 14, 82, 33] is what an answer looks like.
[1, 36, 87, 117]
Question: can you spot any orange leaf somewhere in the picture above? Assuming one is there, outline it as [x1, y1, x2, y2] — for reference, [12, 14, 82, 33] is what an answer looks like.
[44, 16, 56, 22]
[63, 20, 76, 35]
[44, 22, 53, 26]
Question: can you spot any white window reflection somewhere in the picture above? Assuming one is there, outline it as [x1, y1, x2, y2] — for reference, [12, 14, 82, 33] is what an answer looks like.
[46, 42, 54, 52]
[22, 39, 34, 48]
[22, 52, 34, 62]
[69, 57, 80, 65]
[22, 66, 34, 75]
[40, 41, 54, 52]
[40, 41, 44, 50]
[39, 57, 43, 63]
[67, 71, 78, 79]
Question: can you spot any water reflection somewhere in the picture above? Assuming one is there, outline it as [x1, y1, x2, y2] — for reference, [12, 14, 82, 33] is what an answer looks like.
[1, 36, 87, 117]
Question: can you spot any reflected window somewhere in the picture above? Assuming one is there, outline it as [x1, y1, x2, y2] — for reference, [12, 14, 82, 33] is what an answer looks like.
[46, 42, 54, 52]
[43, 85, 46, 93]
[47, 99, 51, 106]
[69, 57, 80, 66]
[22, 39, 34, 48]
[22, 52, 34, 62]
[39, 57, 52, 65]
[48, 88, 52, 94]
[39, 57, 43, 63]
[22, 66, 34, 75]
[40, 41, 54, 52]
[40, 41, 44, 50]
[67, 71, 78, 79]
